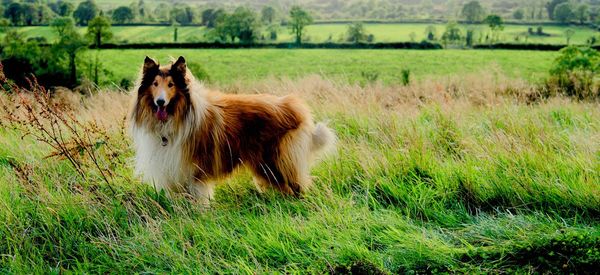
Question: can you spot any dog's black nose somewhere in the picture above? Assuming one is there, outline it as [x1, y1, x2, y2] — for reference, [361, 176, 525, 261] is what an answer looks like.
[156, 99, 165, 107]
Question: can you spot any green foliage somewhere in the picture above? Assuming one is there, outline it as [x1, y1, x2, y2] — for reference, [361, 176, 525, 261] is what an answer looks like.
[112, 6, 134, 24]
[441, 22, 462, 46]
[553, 3, 574, 23]
[575, 4, 590, 24]
[546, 0, 568, 20]
[425, 25, 437, 41]
[73, 0, 98, 25]
[462, 1, 485, 23]
[4, 2, 23, 25]
[550, 46, 600, 75]
[214, 7, 260, 44]
[547, 46, 600, 99]
[484, 14, 504, 32]
[58, 2, 74, 17]
[201, 8, 224, 28]
[170, 4, 195, 25]
[400, 68, 410, 86]
[50, 16, 75, 37]
[289, 6, 313, 44]
[513, 9, 524, 20]
[346, 22, 368, 44]
[261, 6, 276, 24]
[86, 15, 112, 47]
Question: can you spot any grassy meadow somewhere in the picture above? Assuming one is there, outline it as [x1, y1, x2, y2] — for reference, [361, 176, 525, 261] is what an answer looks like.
[0, 58, 599, 272]
[91, 49, 557, 87]
[11, 23, 599, 45]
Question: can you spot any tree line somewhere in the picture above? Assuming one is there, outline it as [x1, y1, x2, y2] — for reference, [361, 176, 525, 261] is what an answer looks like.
[1, 0, 599, 28]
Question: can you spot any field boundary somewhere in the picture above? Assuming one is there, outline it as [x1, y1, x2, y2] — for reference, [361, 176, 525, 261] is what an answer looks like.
[89, 42, 600, 51]
[93, 41, 444, 50]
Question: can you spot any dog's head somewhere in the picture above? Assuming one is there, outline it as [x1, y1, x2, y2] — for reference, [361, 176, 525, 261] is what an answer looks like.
[137, 56, 190, 122]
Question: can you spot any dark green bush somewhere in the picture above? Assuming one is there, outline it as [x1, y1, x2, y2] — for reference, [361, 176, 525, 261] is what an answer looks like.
[401, 69, 411, 86]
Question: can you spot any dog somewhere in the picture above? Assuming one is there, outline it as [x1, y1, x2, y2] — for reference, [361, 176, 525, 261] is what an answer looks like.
[130, 56, 335, 204]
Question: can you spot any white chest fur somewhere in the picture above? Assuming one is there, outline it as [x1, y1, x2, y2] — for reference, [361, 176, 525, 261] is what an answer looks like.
[131, 124, 193, 191]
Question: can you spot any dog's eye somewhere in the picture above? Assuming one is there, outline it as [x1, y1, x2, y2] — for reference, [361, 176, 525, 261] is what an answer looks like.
[168, 83, 174, 88]
[153, 82, 158, 87]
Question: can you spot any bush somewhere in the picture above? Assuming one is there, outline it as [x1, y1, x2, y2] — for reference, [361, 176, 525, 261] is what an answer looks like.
[544, 46, 600, 100]
[119, 78, 132, 90]
[401, 69, 411, 86]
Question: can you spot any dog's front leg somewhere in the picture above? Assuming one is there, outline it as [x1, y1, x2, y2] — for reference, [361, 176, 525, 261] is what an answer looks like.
[187, 181, 215, 207]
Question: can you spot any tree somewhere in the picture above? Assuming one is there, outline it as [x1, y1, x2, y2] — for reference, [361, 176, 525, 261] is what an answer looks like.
[553, 3, 574, 23]
[201, 8, 224, 28]
[58, 2, 74, 16]
[20, 3, 38, 26]
[513, 9, 524, 20]
[564, 28, 575, 44]
[215, 8, 259, 44]
[261, 6, 276, 24]
[52, 19, 87, 86]
[171, 4, 194, 25]
[112, 6, 134, 24]
[546, 0, 567, 20]
[441, 22, 462, 46]
[484, 14, 504, 31]
[50, 16, 75, 37]
[153, 3, 170, 22]
[87, 15, 112, 47]
[289, 6, 312, 44]
[575, 4, 589, 24]
[484, 14, 504, 42]
[73, 0, 98, 25]
[346, 22, 367, 43]
[4, 2, 22, 25]
[461, 1, 485, 24]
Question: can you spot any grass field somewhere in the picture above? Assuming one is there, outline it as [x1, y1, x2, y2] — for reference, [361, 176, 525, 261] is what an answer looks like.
[0, 71, 598, 272]
[91, 49, 557, 87]
[12, 23, 599, 45]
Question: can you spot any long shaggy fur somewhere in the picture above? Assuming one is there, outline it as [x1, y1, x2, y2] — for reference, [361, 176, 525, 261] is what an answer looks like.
[130, 56, 335, 203]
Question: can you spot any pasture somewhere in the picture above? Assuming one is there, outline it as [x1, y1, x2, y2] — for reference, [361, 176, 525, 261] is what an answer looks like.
[0, 69, 598, 272]
[93, 49, 557, 86]
[11, 23, 599, 45]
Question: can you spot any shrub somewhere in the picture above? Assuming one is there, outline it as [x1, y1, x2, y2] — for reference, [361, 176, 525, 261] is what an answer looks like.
[401, 69, 411, 86]
[360, 70, 379, 84]
[544, 46, 600, 100]
[119, 78, 132, 90]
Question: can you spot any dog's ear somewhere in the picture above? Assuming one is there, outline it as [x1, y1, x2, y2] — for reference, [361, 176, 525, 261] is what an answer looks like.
[143, 56, 158, 74]
[172, 56, 186, 75]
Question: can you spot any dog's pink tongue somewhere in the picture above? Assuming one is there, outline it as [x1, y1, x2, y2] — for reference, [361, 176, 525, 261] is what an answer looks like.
[156, 107, 168, 121]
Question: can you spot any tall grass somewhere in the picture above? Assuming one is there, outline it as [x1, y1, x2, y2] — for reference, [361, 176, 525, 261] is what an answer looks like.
[0, 73, 598, 273]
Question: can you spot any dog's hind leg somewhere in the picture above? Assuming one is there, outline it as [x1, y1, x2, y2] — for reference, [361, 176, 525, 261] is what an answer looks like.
[273, 128, 313, 196]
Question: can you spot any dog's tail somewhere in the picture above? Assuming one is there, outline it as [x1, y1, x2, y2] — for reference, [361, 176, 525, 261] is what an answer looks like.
[310, 122, 336, 157]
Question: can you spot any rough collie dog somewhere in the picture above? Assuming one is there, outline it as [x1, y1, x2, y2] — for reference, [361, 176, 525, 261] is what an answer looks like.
[130, 56, 335, 204]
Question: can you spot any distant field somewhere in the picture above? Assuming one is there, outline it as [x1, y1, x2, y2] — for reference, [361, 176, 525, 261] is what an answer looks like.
[11, 23, 599, 45]
[93, 49, 557, 86]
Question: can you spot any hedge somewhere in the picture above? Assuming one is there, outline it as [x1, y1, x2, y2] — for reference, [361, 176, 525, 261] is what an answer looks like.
[95, 41, 444, 50]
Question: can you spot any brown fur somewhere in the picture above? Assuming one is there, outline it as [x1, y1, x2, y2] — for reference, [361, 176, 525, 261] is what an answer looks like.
[130, 56, 334, 199]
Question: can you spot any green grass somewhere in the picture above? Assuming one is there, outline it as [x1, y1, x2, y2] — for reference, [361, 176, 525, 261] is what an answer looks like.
[91, 49, 557, 86]
[11, 23, 599, 45]
[0, 86, 598, 272]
